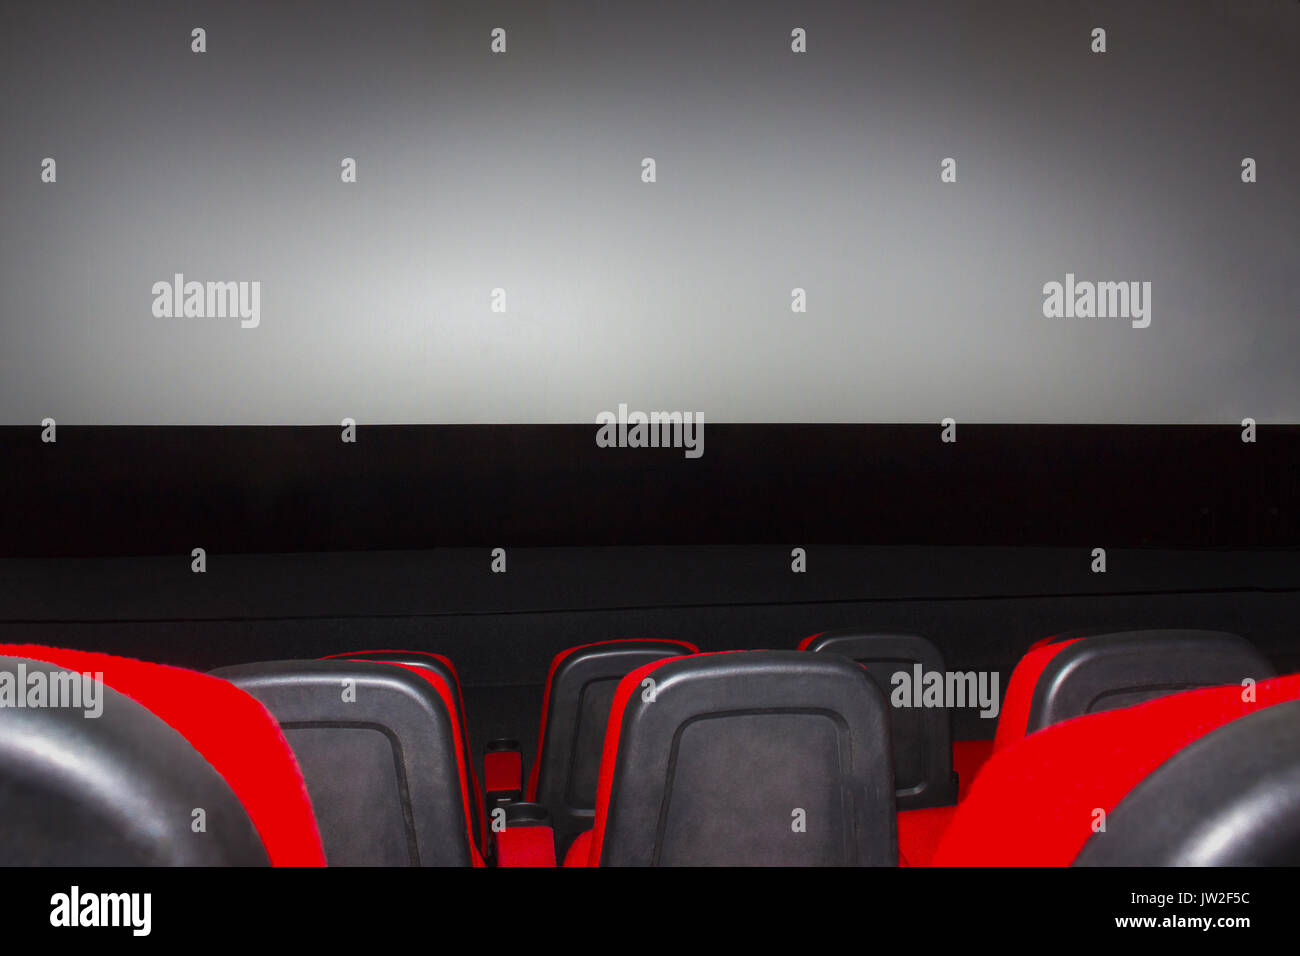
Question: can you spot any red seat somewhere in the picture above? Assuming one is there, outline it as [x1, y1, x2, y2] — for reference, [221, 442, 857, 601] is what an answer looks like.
[0, 644, 324, 866]
[993, 637, 1085, 752]
[935, 672, 1300, 865]
[899, 629, 1272, 865]
[994, 628, 1272, 752]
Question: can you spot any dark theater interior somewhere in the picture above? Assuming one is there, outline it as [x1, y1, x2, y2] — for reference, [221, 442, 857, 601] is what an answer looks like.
[1, 0, 1297, 940]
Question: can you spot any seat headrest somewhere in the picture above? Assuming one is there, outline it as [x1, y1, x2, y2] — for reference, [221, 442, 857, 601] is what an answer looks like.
[590, 650, 897, 866]
[530, 639, 698, 857]
[323, 649, 462, 695]
[321, 649, 485, 853]
[211, 659, 479, 866]
[935, 672, 1300, 866]
[800, 629, 957, 809]
[0, 656, 270, 865]
[0, 643, 324, 866]
[1024, 628, 1273, 734]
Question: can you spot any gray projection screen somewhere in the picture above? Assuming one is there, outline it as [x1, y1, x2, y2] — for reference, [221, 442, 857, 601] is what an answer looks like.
[1, 0, 1296, 425]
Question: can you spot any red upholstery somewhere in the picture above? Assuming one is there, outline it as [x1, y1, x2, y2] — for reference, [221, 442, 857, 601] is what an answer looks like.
[564, 830, 593, 867]
[385, 662, 485, 867]
[896, 738, 994, 866]
[323, 649, 486, 851]
[898, 806, 955, 867]
[992, 638, 1082, 752]
[795, 632, 823, 650]
[526, 639, 699, 800]
[0, 644, 325, 867]
[495, 825, 557, 867]
[935, 672, 1300, 866]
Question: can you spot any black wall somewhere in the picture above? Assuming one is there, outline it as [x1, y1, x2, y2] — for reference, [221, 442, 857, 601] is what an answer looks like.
[2, 544, 1298, 746]
[3, 424, 1297, 557]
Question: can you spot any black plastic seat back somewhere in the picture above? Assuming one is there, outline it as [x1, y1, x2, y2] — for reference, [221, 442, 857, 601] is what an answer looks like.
[326, 649, 482, 849]
[1026, 629, 1274, 735]
[596, 650, 896, 866]
[803, 629, 957, 808]
[211, 659, 474, 866]
[0, 657, 269, 866]
[1033, 626, 1142, 646]
[328, 650, 461, 697]
[533, 639, 696, 858]
[1074, 699, 1300, 866]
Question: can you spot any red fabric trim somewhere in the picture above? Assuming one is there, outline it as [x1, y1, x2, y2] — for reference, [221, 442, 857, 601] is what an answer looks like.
[0, 644, 325, 867]
[386, 662, 485, 866]
[564, 830, 593, 867]
[324, 649, 486, 851]
[495, 825, 557, 867]
[992, 638, 1082, 752]
[796, 632, 823, 651]
[896, 739, 994, 866]
[527, 639, 699, 801]
[484, 750, 522, 793]
[898, 806, 955, 867]
[935, 673, 1300, 866]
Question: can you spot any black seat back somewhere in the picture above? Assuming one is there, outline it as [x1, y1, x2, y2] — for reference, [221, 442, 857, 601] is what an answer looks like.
[1026, 629, 1274, 735]
[802, 629, 957, 808]
[532, 639, 696, 858]
[211, 659, 475, 866]
[0, 656, 269, 866]
[594, 650, 896, 866]
[325, 649, 483, 851]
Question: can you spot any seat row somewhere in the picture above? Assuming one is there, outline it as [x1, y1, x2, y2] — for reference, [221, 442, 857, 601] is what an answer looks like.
[0, 628, 1294, 866]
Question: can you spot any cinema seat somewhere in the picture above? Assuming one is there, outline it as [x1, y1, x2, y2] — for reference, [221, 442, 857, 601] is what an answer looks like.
[322, 649, 486, 854]
[1073, 697, 1300, 866]
[567, 650, 897, 866]
[212, 659, 482, 866]
[0, 645, 324, 866]
[935, 672, 1300, 866]
[994, 628, 1274, 752]
[799, 629, 958, 808]
[528, 639, 699, 858]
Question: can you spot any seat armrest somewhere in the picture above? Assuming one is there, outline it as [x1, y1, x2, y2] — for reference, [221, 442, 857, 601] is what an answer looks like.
[493, 802, 556, 867]
[485, 738, 523, 805]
